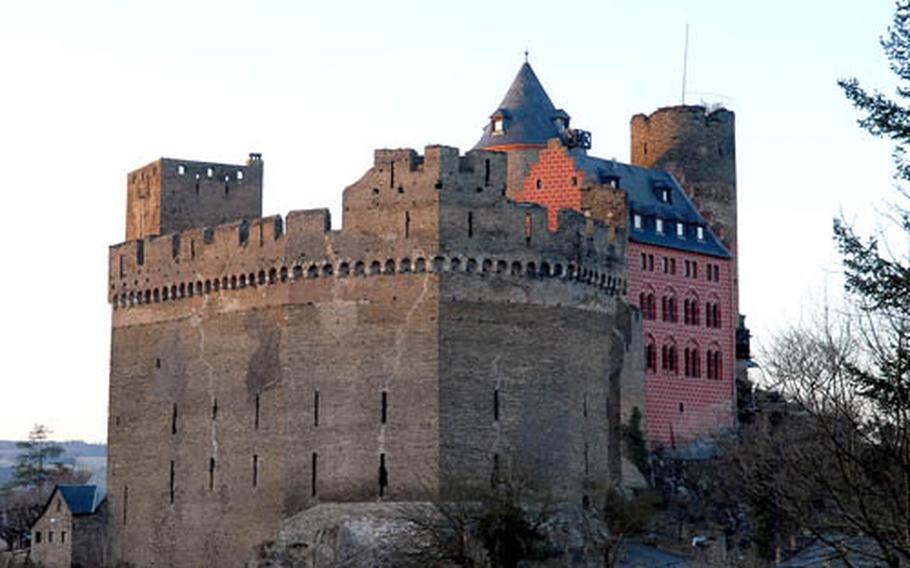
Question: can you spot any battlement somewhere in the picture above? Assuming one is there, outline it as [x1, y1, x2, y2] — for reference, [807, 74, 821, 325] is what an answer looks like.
[630, 104, 735, 129]
[110, 145, 629, 310]
[125, 154, 263, 241]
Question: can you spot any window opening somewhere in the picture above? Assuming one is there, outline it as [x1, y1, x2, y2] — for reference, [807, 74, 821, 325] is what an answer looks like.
[253, 455, 259, 487]
[209, 458, 215, 491]
[314, 391, 319, 427]
[381, 391, 388, 424]
[311, 453, 318, 496]
[525, 213, 532, 245]
[494, 389, 500, 421]
[255, 394, 260, 430]
[172, 403, 178, 435]
[169, 460, 175, 503]
[379, 453, 388, 497]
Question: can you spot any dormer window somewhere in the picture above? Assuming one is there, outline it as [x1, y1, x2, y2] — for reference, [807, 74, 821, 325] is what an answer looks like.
[492, 113, 505, 135]
[677, 223, 686, 238]
[656, 218, 664, 234]
[633, 214, 642, 230]
[660, 188, 671, 203]
[697, 226, 705, 241]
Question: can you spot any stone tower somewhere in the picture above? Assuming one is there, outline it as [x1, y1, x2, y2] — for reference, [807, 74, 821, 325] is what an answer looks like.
[125, 154, 264, 240]
[630, 106, 737, 257]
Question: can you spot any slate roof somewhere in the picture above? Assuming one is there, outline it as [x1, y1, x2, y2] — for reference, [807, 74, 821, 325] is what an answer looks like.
[572, 153, 730, 258]
[475, 63, 570, 149]
[478, 62, 730, 259]
[58, 485, 104, 515]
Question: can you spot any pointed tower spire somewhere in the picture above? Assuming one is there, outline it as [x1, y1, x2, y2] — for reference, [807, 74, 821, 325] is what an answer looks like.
[475, 62, 572, 151]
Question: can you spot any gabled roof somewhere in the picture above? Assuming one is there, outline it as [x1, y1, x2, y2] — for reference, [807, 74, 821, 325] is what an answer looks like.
[475, 63, 569, 150]
[57, 485, 104, 515]
[573, 153, 730, 258]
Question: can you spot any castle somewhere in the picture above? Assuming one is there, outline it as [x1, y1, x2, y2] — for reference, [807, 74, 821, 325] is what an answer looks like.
[105, 62, 741, 566]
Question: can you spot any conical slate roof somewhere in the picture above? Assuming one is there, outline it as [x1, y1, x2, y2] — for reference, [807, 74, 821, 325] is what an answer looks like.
[475, 63, 569, 150]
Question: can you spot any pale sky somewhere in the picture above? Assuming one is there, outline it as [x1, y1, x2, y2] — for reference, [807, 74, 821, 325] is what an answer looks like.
[0, 1, 899, 442]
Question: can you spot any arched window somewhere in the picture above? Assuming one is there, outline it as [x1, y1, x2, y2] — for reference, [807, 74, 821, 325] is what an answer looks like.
[662, 340, 678, 373]
[645, 337, 657, 373]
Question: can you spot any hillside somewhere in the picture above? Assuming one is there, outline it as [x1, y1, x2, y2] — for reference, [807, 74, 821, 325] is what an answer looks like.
[0, 440, 107, 488]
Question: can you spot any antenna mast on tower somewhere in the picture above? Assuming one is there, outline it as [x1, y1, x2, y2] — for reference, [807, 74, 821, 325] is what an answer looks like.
[681, 24, 689, 104]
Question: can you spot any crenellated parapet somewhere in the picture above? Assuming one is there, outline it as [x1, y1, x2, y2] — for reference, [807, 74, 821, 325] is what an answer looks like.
[109, 145, 628, 311]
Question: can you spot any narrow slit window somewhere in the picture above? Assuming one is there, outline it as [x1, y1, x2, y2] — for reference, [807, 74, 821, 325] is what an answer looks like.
[212, 399, 218, 420]
[314, 391, 319, 427]
[405, 211, 411, 239]
[494, 389, 500, 421]
[123, 485, 129, 525]
[252, 455, 259, 487]
[169, 460, 175, 503]
[209, 458, 215, 491]
[525, 213, 532, 245]
[379, 453, 388, 497]
[254, 394, 260, 430]
[484, 159, 491, 186]
[311, 453, 318, 496]
[381, 391, 388, 424]
[468, 211, 474, 238]
[172, 403, 178, 435]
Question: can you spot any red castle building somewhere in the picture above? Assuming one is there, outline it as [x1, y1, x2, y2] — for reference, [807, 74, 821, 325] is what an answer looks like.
[475, 62, 742, 446]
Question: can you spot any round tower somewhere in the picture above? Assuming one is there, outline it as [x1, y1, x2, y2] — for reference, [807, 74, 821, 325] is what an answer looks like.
[630, 105, 737, 257]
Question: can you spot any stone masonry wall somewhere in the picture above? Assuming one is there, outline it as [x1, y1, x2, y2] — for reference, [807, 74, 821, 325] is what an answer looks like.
[30, 493, 73, 568]
[630, 106, 736, 257]
[126, 156, 263, 240]
[108, 145, 631, 567]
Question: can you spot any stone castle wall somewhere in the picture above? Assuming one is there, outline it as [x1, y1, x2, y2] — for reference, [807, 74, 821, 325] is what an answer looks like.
[125, 156, 263, 241]
[107, 146, 637, 567]
[630, 106, 737, 257]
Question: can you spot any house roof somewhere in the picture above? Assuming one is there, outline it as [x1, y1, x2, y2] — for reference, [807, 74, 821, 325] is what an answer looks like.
[57, 485, 104, 515]
[476, 62, 729, 259]
[572, 153, 730, 258]
[474, 63, 569, 150]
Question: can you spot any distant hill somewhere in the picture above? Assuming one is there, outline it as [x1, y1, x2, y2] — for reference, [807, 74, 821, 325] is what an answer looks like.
[0, 441, 107, 489]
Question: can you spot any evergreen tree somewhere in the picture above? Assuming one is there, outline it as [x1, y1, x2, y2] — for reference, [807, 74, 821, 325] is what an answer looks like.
[11, 424, 66, 489]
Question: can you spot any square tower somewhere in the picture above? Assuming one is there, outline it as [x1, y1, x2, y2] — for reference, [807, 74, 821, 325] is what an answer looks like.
[125, 154, 263, 240]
